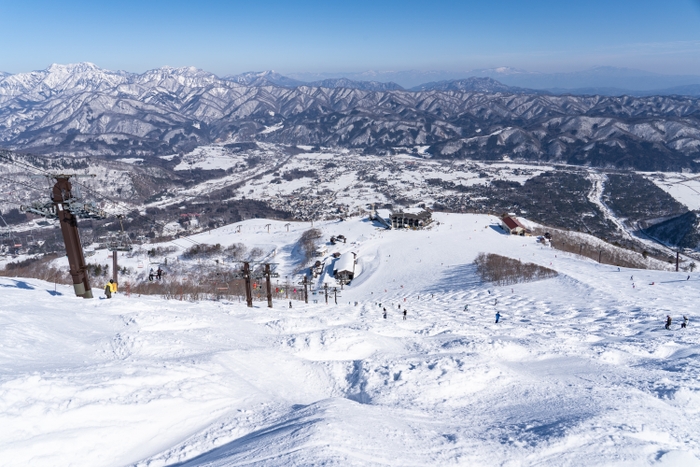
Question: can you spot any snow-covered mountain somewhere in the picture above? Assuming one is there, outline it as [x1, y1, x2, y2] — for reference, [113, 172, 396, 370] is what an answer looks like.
[307, 77, 404, 91]
[409, 76, 537, 93]
[1, 63, 700, 171]
[224, 70, 305, 88]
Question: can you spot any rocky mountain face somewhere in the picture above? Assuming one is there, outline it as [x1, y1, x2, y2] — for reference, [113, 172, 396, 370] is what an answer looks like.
[1, 63, 699, 171]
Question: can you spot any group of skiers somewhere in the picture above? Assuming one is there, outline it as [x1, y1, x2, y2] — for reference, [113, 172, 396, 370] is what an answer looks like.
[378, 303, 407, 320]
[666, 315, 689, 330]
[148, 267, 164, 281]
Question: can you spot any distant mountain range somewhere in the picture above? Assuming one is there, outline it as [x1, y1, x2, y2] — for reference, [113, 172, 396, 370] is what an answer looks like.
[287, 66, 700, 96]
[1, 62, 699, 172]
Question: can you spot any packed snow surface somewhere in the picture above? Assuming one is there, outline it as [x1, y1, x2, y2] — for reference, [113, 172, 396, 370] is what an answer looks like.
[2, 213, 700, 466]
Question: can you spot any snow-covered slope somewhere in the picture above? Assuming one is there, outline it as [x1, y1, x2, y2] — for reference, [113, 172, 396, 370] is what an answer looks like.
[1, 213, 700, 466]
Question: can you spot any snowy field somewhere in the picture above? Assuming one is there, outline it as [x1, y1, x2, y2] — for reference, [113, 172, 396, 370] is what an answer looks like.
[2, 213, 700, 466]
[647, 172, 700, 211]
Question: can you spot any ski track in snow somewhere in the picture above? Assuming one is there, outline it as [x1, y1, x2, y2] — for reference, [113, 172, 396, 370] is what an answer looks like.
[1, 213, 700, 466]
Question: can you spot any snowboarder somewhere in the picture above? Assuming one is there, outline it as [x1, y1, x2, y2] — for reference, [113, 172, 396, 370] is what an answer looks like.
[495, 311, 500, 324]
[403, 309, 407, 320]
[104, 281, 112, 299]
[682, 316, 689, 328]
[665, 315, 672, 330]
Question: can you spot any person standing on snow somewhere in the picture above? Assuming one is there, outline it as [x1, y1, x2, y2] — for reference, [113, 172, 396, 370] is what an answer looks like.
[682, 316, 689, 328]
[403, 309, 407, 320]
[109, 279, 117, 295]
[665, 315, 672, 330]
[104, 282, 112, 299]
[383, 309, 387, 319]
[495, 311, 501, 324]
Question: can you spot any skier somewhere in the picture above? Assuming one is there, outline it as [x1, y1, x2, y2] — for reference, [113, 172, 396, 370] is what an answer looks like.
[682, 316, 689, 328]
[156, 267, 163, 280]
[104, 282, 112, 299]
[665, 315, 672, 330]
[631, 276, 634, 281]
[688, 275, 691, 281]
[464, 304, 469, 312]
[494, 298, 498, 305]
[403, 309, 407, 320]
[289, 301, 292, 309]
[383, 309, 387, 319]
[148, 268, 154, 281]
[398, 304, 401, 310]
[495, 311, 500, 324]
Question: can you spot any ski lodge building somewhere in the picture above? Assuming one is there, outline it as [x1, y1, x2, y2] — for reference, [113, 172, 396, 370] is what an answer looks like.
[333, 253, 356, 284]
[390, 208, 432, 229]
[501, 215, 530, 236]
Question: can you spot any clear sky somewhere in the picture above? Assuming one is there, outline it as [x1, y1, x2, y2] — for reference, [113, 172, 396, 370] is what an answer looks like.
[1, 0, 699, 76]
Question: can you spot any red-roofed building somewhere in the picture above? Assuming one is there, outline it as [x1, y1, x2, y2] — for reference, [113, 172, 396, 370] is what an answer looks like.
[501, 215, 530, 236]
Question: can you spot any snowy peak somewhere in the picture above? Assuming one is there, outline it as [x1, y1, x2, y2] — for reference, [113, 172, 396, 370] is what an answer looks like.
[0, 62, 131, 102]
[308, 78, 404, 91]
[135, 66, 219, 89]
[224, 70, 304, 88]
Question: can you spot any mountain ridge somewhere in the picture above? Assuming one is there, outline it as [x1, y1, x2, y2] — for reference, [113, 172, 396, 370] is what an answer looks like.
[0, 63, 699, 171]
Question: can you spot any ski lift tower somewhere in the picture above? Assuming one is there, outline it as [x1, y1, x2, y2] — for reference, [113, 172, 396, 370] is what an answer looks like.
[21, 174, 106, 298]
[232, 261, 279, 308]
[107, 215, 133, 288]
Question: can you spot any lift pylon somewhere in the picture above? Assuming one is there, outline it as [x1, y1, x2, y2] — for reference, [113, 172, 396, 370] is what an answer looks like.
[21, 174, 104, 298]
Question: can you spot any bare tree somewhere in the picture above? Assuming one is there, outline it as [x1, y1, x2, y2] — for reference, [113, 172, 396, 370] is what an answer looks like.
[474, 253, 558, 286]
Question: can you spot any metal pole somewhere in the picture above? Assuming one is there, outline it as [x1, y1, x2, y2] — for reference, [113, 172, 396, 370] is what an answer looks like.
[324, 283, 328, 304]
[303, 276, 309, 304]
[677, 251, 680, 272]
[112, 250, 118, 287]
[265, 263, 273, 308]
[53, 177, 92, 298]
[598, 250, 602, 263]
[243, 262, 253, 307]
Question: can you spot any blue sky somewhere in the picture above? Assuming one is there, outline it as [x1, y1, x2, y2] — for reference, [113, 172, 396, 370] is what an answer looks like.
[1, 0, 699, 75]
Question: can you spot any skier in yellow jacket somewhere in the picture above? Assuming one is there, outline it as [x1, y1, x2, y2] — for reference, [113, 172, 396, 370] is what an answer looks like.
[104, 279, 117, 298]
